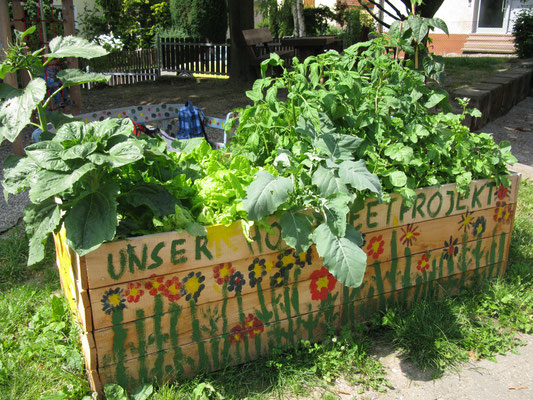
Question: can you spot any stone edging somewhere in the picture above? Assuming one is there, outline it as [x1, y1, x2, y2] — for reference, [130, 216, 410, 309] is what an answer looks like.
[453, 59, 533, 131]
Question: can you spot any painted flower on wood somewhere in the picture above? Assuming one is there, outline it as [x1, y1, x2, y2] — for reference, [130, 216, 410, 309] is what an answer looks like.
[276, 249, 296, 271]
[309, 267, 337, 301]
[495, 184, 510, 201]
[457, 211, 474, 233]
[248, 258, 270, 288]
[228, 271, 246, 293]
[244, 313, 265, 338]
[213, 262, 235, 285]
[101, 287, 126, 314]
[443, 236, 459, 260]
[366, 235, 385, 260]
[181, 272, 205, 302]
[294, 247, 313, 268]
[494, 202, 513, 223]
[229, 324, 246, 343]
[400, 224, 420, 246]
[160, 276, 182, 302]
[472, 216, 486, 237]
[124, 282, 144, 303]
[416, 254, 431, 272]
[270, 269, 289, 288]
[145, 274, 165, 296]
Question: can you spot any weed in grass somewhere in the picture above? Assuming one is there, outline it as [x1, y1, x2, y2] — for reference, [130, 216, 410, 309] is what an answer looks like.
[0, 225, 56, 288]
[0, 284, 89, 400]
[510, 180, 533, 264]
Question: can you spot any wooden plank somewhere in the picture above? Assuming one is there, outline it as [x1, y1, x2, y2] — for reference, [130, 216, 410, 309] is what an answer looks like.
[81, 331, 98, 372]
[351, 174, 519, 234]
[89, 247, 319, 329]
[98, 303, 337, 390]
[94, 275, 342, 367]
[361, 206, 513, 266]
[92, 232, 508, 368]
[83, 176, 518, 289]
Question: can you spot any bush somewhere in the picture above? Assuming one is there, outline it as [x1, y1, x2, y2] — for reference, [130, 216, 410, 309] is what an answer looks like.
[303, 6, 335, 36]
[513, 10, 533, 58]
[169, 0, 228, 43]
[341, 8, 362, 47]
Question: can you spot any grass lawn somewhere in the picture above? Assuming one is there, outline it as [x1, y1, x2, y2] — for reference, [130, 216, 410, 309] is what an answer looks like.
[442, 56, 520, 93]
[1, 181, 532, 399]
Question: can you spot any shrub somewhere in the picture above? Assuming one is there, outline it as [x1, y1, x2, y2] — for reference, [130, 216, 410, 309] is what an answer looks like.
[169, 0, 228, 43]
[303, 6, 335, 36]
[513, 10, 533, 58]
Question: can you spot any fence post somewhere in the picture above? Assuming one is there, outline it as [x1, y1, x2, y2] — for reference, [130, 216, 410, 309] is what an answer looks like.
[157, 33, 162, 77]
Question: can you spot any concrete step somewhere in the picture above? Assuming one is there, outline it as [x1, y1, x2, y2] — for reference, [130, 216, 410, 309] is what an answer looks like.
[461, 34, 515, 54]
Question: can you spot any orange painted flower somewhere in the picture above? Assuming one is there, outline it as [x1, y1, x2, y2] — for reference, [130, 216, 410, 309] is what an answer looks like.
[244, 313, 264, 338]
[145, 274, 165, 296]
[416, 254, 431, 272]
[366, 235, 385, 260]
[400, 224, 420, 246]
[160, 276, 182, 302]
[309, 267, 337, 301]
[124, 282, 144, 303]
[213, 262, 235, 285]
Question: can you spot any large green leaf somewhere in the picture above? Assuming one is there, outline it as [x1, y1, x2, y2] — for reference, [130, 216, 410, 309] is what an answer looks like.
[408, 15, 429, 43]
[338, 160, 382, 196]
[29, 163, 96, 203]
[279, 210, 314, 252]
[59, 142, 98, 160]
[311, 165, 348, 198]
[388, 170, 407, 187]
[323, 194, 351, 237]
[56, 69, 110, 87]
[23, 199, 61, 265]
[384, 143, 413, 163]
[2, 155, 37, 198]
[122, 183, 178, 216]
[312, 223, 367, 288]
[0, 78, 46, 142]
[88, 140, 144, 167]
[64, 184, 119, 256]
[25, 141, 71, 171]
[171, 137, 205, 154]
[314, 133, 362, 161]
[242, 170, 293, 221]
[46, 36, 108, 59]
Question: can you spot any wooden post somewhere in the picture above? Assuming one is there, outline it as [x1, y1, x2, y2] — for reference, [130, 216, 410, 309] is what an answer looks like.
[0, 0, 24, 155]
[62, 0, 81, 115]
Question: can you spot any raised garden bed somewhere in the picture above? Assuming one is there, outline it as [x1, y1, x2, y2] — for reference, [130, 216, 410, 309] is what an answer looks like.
[53, 174, 520, 392]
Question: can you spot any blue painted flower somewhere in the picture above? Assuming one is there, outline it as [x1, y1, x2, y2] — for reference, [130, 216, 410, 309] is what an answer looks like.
[472, 216, 487, 237]
[101, 287, 126, 315]
[294, 247, 313, 269]
[228, 271, 246, 293]
[442, 236, 459, 260]
[270, 268, 290, 288]
[181, 271, 205, 302]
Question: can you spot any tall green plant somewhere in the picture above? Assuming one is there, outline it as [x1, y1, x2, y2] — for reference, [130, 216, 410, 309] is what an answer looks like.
[513, 10, 533, 58]
[169, 0, 228, 42]
[0, 27, 110, 144]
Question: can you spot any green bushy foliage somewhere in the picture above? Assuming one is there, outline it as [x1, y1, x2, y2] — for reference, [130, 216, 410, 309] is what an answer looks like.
[169, 0, 228, 42]
[513, 10, 533, 58]
[303, 6, 335, 36]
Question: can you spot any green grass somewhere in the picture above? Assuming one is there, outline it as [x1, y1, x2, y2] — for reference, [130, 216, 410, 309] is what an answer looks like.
[1, 182, 532, 399]
[442, 56, 519, 92]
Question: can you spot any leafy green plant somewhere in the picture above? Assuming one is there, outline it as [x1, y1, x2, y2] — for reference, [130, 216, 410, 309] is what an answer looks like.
[0, 27, 109, 144]
[513, 10, 533, 58]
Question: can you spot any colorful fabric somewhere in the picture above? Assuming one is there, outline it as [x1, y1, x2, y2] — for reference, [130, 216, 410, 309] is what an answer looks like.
[176, 100, 205, 139]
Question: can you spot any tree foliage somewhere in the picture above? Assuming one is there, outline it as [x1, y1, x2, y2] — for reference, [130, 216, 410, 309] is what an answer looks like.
[169, 0, 228, 42]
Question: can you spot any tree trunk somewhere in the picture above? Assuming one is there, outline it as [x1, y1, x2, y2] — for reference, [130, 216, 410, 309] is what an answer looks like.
[292, 0, 305, 37]
[228, 0, 255, 82]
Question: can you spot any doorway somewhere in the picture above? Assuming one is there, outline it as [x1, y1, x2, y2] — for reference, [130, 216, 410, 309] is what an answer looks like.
[477, 0, 511, 33]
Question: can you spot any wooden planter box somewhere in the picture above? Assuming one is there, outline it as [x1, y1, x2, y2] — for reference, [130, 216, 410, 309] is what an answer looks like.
[53, 175, 520, 393]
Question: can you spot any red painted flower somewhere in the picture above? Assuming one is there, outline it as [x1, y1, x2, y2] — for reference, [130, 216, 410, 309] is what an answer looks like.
[229, 324, 246, 343]
[495, 184, 510, 201]
[400, 224, 420, 247]
[124, 282, 144, 303]
[366, 235, 385, 260]
[213, 262, 235, 285]
[160, 276, 182, 302]
[309, 267, 337, 301]
[502, 203, 514, 224]
[416, 254, 431, 272]
[493, 201, 508, 223]
[244, 313, 264, 338]
[145, 274, 165, 296]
